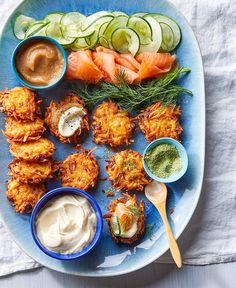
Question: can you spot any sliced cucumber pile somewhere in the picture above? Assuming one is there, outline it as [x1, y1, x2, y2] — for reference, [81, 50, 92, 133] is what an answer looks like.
[13, 11, 182, 54]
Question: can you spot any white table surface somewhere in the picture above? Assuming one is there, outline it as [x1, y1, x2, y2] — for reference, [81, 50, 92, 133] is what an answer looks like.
[1, 262, 236, 287]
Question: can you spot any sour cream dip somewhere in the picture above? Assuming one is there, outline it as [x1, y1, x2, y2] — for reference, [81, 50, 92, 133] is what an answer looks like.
[35, 194, 97, 254]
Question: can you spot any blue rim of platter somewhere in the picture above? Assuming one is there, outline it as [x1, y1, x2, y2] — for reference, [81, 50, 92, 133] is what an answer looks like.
[30, 187, 103, 260]
[0, 0, 205, 277]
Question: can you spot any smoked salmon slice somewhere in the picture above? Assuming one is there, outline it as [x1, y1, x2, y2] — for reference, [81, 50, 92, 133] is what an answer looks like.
[115, 203, 134, 231]
[66, 48, 176, 84]
[136, 52, 176, 80]
[96, 46, 140, 72]
[116, 64, 139, 84]
[93, 51, 118, 83]
[66, 50, 104, 83]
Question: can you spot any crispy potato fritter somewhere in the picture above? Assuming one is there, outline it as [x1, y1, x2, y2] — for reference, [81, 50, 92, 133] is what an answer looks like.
[104, 193, 145, 244]
[45, 93, 89, 143]
[6, 178, 46, 213]
[92, 101, 134, 147]
[9, 158, 58, 184]
[106, 149, 150, 191]
[138, 102, 182, 142]
[60, 149, 99, 191]
[4, 116, 45, 142]
[9, 138, 55, 161]
[0, 87, 41, 120]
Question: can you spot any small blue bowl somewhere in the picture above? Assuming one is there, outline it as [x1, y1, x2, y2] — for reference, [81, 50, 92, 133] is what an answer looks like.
[143, 137, 188, 183]
[11, 36, 67, 90]
[30, 187, 103, 260]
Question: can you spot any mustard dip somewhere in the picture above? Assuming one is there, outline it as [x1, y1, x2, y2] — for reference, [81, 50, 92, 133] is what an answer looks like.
[15, 39, 64, 86]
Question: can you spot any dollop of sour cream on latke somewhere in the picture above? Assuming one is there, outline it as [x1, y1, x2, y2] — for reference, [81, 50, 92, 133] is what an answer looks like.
[58, 106, 86, 137]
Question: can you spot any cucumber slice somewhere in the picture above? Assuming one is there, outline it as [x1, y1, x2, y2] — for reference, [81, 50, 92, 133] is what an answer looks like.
[25, 21, 49, 38]
[111, 27, 140, 56]
[46, 22, 74, 45]
[160, 22, 174, 51]
[148, 13, 181, 50]
[44, 12, 64, 23]
[98, 21, 110, 47]
[78, 15, 113, 40]
[13, 14, 35, 40]
[61, 12, 86, 38]
[139, 16, 162, 52]
[112, 11, 128, 17]
[82, 11, 114, 31]
[70, 37, 89, 50]
[132, 12, 148, 17]
[111, 215, 121, 236]
[127, 16, 152, 45]
[103, 15, 128, 48]
[85, 30, 99, 49]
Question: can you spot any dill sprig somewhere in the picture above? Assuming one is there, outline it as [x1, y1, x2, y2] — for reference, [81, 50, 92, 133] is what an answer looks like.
[70, 67, 192, 112]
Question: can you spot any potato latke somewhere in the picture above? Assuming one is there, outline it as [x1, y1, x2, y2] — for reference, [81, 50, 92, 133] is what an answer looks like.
[9, 138, 55, 161]
[104, 193, 145, 244]
[6, 178, 45, 213]
[45, 93, 89, 143]
[92, 101, 134, 147]
[60, 149, 99, 191]
[9, 158, 58, 184]
[106, 149, 150, 191]
[138, 102, 182, 142]
[0, 87, 41, 120]
[4, 116, 45, 142]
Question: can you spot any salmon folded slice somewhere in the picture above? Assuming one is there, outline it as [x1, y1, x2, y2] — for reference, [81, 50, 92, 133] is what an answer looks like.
[93, 51, 118, 83]
[116, 64, 139, 84]
[96, 46, 140, 72]
[66, 50, 104, 83]
[66, 47, 175, 84]
[136, 52, 176, 80]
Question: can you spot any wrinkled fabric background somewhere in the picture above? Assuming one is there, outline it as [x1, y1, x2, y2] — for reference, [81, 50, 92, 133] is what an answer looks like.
[0, 0, 236, 276]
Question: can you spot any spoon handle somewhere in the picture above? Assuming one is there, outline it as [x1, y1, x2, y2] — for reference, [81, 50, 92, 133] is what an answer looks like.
[156, 204, 182, 268]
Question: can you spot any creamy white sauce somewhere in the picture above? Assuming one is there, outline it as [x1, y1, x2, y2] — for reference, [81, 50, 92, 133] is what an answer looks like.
[36, 195, 97, 254]
[113, 200, 139, 238]
[58, 107, 86, 137]
[119, 218, 138, 238]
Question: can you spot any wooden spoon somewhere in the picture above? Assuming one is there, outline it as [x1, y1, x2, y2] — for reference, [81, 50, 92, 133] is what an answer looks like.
[145, 181, 182, 268]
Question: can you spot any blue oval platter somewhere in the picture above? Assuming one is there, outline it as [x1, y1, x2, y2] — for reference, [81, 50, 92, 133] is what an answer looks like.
[0, 0, 205, 277]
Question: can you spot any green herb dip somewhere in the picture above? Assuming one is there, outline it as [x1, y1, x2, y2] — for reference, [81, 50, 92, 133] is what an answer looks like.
[144, 143, 182, 178]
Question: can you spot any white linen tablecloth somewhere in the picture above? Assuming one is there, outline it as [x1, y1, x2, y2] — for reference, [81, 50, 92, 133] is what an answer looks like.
[0, 0, 236, 276]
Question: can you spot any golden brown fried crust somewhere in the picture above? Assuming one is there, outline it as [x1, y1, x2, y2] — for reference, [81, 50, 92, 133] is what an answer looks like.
[6, 178, 46, 213]
[45, 93, 89, 143]
[106, 149, 151, 191]
[0, 87, 41, 120]
[8, 158, 58, 184]
[4, 116, 45, 142]
[92, 101, 135, 147]
[138, 102, 182, 142]
[60, 149, 99, 191]
[104, 193, 145, 244]
[6, 179, 46, 213]
[9, 138, 55, 161]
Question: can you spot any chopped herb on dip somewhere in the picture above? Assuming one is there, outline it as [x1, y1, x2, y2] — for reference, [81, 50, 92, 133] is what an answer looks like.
[144, 143, 182, 178]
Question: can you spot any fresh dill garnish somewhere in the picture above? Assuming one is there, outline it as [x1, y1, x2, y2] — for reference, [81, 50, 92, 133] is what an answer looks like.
[129, 206, 141, 217]
[146, 222, 155, 239]
[70, 67, 192, 112]
[123, 159, 136, 170]
[104, 147, 114, 158]
[103, 186, 115, 197]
